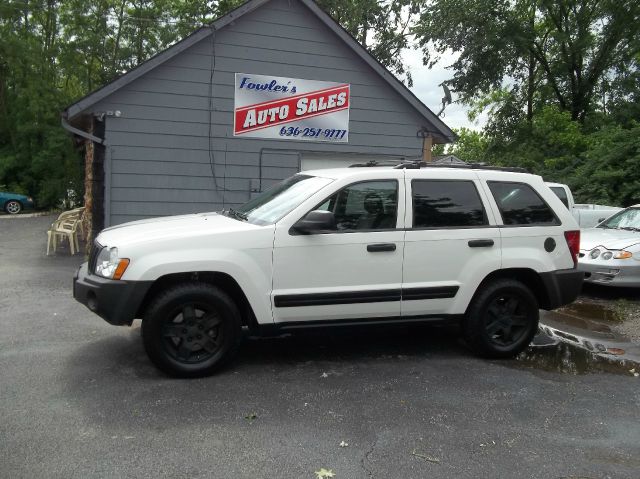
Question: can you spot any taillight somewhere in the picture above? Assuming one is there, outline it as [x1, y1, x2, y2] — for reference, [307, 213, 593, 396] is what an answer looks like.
[564, 230, 580, 267]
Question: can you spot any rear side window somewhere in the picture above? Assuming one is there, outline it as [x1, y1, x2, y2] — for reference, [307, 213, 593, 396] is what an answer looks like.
[488, 181, 559, 226]
[412, 180, 488, 228]
[550, 186, 569, 209]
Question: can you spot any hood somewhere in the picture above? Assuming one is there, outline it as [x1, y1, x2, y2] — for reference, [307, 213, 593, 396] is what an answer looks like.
[580, 227, 640, 251]
[96, 212, 255, 247]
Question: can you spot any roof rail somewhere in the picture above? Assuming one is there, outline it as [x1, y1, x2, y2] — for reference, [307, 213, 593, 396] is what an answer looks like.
[393, 162, 529, 173]
[348, 160, 403, 168]
[349, 159, 530, 173]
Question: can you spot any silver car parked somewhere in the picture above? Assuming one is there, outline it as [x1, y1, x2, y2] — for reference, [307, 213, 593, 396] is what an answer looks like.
[578, 205, 640, 287]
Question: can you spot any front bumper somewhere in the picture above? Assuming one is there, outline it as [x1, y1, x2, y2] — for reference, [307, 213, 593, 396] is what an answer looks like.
[539, 268, 584, 310]
[73, 263, 153, 325]
[578, 258, 640, 287]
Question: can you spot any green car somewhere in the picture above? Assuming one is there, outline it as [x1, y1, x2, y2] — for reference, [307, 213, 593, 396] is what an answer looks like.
[0, 191, 35, 214]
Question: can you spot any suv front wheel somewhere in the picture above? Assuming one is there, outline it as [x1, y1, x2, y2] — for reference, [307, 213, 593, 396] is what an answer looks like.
[142, 282, 242, 377]
[463, 279, 539, 358]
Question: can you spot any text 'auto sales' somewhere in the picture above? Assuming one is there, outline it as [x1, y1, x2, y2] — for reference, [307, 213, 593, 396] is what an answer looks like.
[234, 84, 350, 135]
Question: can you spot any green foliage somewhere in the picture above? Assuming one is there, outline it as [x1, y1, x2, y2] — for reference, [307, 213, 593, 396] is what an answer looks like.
[0, 0, 242, 209]
[414, 0, 640, 124]
[573, 124, 640, 207]
[445, 128, 490, 165]
[416, 0, 639, 208]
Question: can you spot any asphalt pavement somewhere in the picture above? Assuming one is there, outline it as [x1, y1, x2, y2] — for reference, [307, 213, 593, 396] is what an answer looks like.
[1, 215, 640, 478]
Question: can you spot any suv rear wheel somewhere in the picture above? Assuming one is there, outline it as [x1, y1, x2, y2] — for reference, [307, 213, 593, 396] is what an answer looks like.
[463, 279, 539, 358]
[142, 282, 242, 377]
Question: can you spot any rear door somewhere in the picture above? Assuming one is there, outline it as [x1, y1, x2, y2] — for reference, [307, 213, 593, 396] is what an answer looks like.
[401, 169, 502, 317]
[479, 175, 575, 272]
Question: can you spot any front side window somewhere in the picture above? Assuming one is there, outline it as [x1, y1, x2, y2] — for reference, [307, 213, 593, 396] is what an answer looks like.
[235, 174, 333, 226]
[412, 180, 488, 228]
[318, 180, 398, 231]
[488, 181, 559, 226]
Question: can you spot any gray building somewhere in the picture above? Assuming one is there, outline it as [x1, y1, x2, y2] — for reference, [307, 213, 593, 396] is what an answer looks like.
[62, 0, 454, 238]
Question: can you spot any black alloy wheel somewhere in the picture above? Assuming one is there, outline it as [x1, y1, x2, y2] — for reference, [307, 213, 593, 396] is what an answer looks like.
[161, 303, 224, 364]
[463, 279, 539, 358]
[484, 293, 530, 348]
[142, 283, 242, 377]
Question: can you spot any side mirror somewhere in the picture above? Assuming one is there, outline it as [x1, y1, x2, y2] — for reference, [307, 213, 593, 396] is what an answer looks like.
[291, 210, 336, 234]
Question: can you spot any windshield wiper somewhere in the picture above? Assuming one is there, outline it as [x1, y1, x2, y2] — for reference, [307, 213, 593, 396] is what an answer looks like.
[619, 226, 640, 232]
[227, 208, 248, 221]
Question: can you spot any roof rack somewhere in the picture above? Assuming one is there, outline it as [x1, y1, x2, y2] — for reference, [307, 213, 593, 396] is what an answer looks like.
[393, 161, 529, 173]
[348, 160, 403, 168]
[349, 159, 529, 174]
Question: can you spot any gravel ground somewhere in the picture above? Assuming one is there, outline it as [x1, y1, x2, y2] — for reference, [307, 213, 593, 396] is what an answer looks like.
[574, 284, 640, 341]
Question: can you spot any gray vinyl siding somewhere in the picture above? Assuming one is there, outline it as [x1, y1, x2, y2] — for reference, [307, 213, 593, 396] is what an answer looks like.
[92, 0, 431, 226]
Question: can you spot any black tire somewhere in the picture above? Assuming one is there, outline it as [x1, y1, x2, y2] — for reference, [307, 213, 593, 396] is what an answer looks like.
[141, 282, 242, 378]
[463, 279, 539, 358]
[5, 200, 22, 215]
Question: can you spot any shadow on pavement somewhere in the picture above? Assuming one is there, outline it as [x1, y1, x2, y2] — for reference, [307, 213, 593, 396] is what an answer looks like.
[60, 323, 473, 428]
[64, 322, 468, 380]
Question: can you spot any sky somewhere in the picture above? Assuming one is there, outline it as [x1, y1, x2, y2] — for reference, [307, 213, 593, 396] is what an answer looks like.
[402, 47, 488, 131]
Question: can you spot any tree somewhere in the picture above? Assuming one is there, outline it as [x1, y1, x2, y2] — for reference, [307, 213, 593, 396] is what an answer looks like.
[0, 0, 245, 208]
[414, 0, 640, 124]
[573, 124, 640, 206]
[440, 128, 491, 164]
[318, 0, 422, 83]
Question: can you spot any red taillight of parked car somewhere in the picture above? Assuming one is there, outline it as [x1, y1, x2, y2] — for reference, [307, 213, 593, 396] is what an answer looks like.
[564, 230, 580, 267]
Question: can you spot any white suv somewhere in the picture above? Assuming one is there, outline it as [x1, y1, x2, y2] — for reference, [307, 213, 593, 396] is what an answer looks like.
[73, 163, 583, 377]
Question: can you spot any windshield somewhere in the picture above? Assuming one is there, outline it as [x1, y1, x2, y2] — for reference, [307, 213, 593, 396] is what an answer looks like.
[598, 207, 640, 230]
[233, 174, 333, 226]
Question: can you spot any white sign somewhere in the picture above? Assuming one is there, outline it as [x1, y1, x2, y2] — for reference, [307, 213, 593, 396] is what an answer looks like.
[233, 73, 350, 142]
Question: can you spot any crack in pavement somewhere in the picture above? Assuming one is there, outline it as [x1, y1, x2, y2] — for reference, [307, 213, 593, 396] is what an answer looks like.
[360, 438, 378, 478]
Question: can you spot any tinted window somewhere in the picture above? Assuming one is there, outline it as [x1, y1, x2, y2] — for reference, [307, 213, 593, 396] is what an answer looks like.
[489, 182, 559, 225]
[319, 180, 398, 231]
[550, 186, 570, 209]
[412, 180, 487, 228]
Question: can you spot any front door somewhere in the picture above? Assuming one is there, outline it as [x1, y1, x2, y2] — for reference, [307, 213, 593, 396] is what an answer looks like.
[272, 176, 405, 324]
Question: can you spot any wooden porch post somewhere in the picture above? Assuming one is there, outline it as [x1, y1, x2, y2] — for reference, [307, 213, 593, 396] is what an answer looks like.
[422, 135, 433, 162]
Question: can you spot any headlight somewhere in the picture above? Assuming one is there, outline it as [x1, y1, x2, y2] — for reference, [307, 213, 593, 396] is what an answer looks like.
[590, 249, 601, 259]
[95, 247, 130, 279]
[613, 250, 633, 260]
[601, 251, 613, 260]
